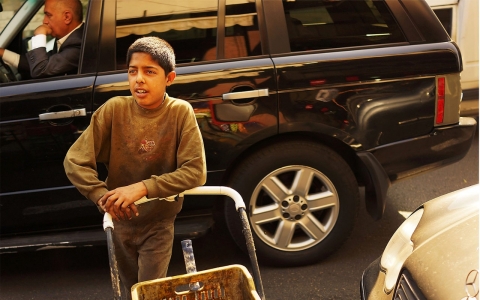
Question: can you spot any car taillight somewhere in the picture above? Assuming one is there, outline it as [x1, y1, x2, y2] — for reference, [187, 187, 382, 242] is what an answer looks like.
[436, 77, 445, 124]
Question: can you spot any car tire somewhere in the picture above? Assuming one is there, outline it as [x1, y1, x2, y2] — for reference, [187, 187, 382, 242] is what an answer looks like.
[225, 140, 359, 267]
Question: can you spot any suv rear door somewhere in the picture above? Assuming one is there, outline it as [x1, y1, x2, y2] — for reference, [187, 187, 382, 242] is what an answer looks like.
[265, 0, 462, 176]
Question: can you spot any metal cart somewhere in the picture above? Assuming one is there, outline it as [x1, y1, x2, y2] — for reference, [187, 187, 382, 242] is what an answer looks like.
[103, 186, 266, 300]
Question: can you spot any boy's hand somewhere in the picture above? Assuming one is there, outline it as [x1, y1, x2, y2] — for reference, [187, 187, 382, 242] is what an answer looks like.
[98, 182, 147, 221]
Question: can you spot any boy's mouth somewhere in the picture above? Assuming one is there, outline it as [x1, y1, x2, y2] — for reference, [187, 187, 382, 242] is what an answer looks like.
[136, 89, 147, 94]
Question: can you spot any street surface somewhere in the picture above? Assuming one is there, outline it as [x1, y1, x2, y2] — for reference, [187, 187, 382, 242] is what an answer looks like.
[1, 128, 478, 299]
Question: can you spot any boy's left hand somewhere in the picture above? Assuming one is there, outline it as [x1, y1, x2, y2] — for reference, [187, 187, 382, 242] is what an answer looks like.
[99, 182, 147, 221]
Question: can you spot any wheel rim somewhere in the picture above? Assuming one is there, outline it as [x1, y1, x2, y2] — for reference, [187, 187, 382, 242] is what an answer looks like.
[249, 165, 340, 251]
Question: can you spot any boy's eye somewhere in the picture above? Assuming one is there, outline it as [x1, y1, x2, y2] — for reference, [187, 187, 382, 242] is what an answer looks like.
[128, 69, 137, 74]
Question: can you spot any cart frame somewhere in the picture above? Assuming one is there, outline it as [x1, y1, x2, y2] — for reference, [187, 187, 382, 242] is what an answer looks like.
[103, 186, 266, 300]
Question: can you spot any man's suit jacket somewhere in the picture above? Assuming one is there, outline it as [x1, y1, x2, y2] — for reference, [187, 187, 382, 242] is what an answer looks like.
[18, 23, 84, 79]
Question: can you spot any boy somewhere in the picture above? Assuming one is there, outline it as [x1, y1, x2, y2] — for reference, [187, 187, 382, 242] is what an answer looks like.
[64, 37, 207, 295]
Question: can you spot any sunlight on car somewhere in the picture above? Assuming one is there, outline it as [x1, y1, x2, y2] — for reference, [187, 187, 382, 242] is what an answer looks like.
[362, 184, 480, 299]
[381, 209, 424, 292]
[398, 211, 412, 219]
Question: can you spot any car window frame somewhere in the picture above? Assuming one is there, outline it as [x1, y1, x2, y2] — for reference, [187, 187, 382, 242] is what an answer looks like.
[109, 0, 268, 71]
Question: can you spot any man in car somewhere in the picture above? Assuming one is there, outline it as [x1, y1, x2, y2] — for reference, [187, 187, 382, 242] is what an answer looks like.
[0, 0, 84, 79]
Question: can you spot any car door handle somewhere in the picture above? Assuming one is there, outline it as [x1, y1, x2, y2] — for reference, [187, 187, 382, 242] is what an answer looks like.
[39, 108, 87, 121]
[222, 89, 269, 101]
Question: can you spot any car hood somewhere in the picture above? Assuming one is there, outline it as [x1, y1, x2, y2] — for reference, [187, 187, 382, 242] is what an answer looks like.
[405, 184, 479, 299]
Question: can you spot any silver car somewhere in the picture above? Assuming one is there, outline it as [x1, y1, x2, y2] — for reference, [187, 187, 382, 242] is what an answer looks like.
[361, 184, 479, 300]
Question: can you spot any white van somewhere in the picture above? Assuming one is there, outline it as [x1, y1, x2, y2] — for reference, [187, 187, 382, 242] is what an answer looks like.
[426, 0, 479, 117]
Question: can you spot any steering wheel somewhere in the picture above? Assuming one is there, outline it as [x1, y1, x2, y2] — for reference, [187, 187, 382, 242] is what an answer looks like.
[0, 59, 19, 83]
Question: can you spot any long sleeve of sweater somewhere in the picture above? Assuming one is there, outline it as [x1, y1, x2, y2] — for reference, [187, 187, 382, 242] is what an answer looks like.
[63, 102, 112, 204]
[141, 113, 207, 199]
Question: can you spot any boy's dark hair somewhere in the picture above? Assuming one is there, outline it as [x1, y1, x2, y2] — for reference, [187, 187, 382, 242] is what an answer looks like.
[126, 37, 176, 74]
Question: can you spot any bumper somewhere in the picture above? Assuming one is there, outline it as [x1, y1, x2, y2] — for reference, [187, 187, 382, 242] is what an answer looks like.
[371, 117, 477, 182]
[360, 257, 390, 300]
[460, 88, 478, 117]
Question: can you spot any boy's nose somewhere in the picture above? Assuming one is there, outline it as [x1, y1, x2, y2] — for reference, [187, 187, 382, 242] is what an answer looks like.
[136, 74, 145, 83]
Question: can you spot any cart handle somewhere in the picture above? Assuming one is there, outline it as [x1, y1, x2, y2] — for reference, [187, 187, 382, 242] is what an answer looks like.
[134, 186, 247, 211]
[103, 209, 114, 230]
[104, 186, 246, 231]
[184, 186, 246, 211]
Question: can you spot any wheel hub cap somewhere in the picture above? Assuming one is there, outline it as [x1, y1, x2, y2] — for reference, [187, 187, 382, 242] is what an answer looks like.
[281, 195, 308, 221]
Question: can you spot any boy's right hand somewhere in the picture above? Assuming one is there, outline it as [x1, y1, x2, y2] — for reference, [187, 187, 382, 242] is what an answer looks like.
[98, 182, 147, 221]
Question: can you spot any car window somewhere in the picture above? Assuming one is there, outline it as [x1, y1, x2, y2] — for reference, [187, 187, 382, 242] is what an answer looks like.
[432, 8, 453, 37]
[18, 0, 89, 52]
[0, 0, 89, 81]
[282, 0, 406, 52]
[0, 0, 27, 32]
[115, 1, 218, 68]
[115, 0, 261, 69]
[224, 0, 261, 59]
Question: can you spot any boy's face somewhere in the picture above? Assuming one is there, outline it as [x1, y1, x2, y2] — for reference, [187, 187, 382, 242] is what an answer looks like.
[128, 52, 176, 110]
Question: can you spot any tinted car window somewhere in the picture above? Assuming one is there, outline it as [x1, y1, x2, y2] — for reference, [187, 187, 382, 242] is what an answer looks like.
[282, 0, 406, 52]
[223, 0, 261, 59]
[115, 0, 261, 67]
[115, 1, 219, 68]
[432, 8, 453, 36]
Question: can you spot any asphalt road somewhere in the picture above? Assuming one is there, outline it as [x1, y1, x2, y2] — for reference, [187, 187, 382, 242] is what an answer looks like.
[1, 128, 478, 299]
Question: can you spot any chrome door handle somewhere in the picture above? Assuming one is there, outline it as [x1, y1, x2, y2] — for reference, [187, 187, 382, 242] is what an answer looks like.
[222, 89, 269, 101]
[39, 108, 87, 121]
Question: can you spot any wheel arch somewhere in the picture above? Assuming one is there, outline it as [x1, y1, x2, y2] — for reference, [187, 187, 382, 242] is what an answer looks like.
[218, 131, 389, 221]
[222, 131, 361, 186]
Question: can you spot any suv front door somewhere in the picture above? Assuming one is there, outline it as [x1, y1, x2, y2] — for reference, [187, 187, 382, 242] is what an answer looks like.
[0, 0, 99, 237]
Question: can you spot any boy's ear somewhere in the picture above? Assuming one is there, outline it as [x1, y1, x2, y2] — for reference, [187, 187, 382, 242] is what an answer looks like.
[166, 71, 176, 86]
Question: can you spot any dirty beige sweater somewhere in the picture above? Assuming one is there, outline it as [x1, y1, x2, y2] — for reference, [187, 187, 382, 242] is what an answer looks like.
[64, 94, 206, 221]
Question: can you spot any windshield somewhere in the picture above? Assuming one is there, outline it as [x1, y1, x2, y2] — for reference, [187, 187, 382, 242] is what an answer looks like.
[0, 0, 43, 47]
[1, 0, 36, 31]
[1, 0, 27, 21]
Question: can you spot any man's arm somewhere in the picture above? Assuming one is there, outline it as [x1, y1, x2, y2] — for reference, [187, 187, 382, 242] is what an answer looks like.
[25, 45, 81, 78]
[0, 24, 51, 72]
[0, 48, 17, 64]
[0, 48, 22, 71]
[23, 24, 83, 78]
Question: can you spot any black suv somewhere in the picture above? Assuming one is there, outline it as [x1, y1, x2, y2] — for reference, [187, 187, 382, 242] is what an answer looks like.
[0, 0, 476, 267]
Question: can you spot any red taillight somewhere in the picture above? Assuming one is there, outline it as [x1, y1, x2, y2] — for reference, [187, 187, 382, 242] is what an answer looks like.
[310, 79, 326, 86]
[436, 77, 445, 124]
[346, 76, 359, 82]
